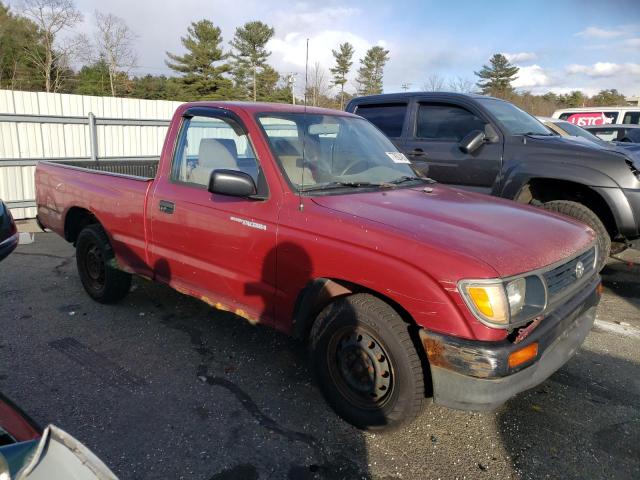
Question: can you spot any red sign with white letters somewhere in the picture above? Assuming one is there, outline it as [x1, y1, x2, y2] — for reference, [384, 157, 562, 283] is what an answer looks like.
[565, 112, 617, 126]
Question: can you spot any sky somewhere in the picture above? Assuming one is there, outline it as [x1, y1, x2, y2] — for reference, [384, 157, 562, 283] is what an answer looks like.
[10, 0, 640, 97]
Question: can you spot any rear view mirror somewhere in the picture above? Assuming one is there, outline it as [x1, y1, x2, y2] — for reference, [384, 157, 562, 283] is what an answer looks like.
[459, 130, 486, 154]
[309, 123, 340, 135]
[208, 169, 257, 198]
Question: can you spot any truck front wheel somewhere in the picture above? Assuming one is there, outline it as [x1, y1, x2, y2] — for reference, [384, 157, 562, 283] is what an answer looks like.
[309, 294, 426, 431]
[542, 200, 610, 271]
[76, 224, 132, 303]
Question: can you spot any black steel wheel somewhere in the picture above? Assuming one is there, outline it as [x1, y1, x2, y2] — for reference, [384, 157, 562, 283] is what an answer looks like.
[76, 224, 131, 303]
[328, 327, 395, 410]
[310, 294, 426, 431]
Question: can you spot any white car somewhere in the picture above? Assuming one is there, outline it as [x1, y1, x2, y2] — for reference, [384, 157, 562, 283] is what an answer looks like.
[552, 107, 640, 127]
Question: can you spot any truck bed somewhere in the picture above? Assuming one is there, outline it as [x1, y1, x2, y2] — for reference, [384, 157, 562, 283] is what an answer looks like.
[35, 160, 155, 276]
[48, 159, 159, 179]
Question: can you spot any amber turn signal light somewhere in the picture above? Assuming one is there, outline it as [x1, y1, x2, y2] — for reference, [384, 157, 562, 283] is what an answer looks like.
[508, 342, 539, 369]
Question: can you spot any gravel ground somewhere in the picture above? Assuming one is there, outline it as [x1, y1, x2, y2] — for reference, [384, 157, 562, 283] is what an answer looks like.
[0, 233, 638, 480]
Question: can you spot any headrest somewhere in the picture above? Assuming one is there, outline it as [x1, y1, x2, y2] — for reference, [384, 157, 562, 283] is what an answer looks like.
[198, 138, 238, 170]
[216, 138, 238, 159]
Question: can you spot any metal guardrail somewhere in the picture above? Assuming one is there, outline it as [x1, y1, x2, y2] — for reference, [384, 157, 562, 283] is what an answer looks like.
[0, 112, 168, 213]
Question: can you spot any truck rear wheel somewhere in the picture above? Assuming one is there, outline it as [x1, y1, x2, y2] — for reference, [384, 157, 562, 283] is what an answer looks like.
[309, 294, 426, 431]
[76, 224, 131, 303]
[542, 200, 610, 271]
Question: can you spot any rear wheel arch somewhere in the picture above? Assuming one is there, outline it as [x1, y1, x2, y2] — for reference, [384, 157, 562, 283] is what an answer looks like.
[64, 207, 100, 244]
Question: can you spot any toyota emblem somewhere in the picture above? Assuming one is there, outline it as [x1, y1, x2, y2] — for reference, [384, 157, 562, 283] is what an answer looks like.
[575, 261, 585, 279]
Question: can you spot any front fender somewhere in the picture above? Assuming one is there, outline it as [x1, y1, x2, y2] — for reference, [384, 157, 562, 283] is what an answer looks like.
[498, 161, 620, 200]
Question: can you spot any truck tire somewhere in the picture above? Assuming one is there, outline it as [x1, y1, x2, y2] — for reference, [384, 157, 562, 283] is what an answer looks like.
[76, 224, 132, 303]
[309, 294, 425, 431]
[542, 200, 610, 271]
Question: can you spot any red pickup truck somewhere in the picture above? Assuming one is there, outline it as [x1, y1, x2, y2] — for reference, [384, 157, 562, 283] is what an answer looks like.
[36, 102, 601, 430]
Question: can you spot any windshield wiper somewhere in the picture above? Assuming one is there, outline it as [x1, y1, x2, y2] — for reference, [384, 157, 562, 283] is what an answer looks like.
[522, 131, 555, 136]
[299, 181, 384, 192]
[388, 175, 436, 185]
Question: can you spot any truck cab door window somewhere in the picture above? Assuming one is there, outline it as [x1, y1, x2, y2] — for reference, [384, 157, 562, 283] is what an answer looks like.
[172, 115, 263, 192]
[402, 102, 502, 192]
[354, 103, 407, 139]
[416, 104, 486, 141]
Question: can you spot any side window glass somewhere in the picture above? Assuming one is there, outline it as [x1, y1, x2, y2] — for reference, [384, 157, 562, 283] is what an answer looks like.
[591, 129, 618, 141]
[417, 103, 486, 141]
[172, 115, 259, 187]
[355, 103, 407, 138]
[623, 112, 640, 125]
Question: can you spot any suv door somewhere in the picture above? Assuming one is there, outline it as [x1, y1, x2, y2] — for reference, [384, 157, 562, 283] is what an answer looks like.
[403, 100, 503, 193]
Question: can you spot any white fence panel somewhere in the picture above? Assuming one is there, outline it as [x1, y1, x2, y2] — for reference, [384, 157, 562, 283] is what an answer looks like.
[0, 89, 183, 219]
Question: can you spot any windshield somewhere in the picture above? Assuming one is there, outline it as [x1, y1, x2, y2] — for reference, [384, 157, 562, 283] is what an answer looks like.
[257, 114, 421, 193]
[556, 121, 607, 144]
[478, 98, 551, 136]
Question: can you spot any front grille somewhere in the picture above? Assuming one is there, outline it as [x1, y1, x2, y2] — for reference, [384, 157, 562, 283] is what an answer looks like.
[543, 247, 596, 300]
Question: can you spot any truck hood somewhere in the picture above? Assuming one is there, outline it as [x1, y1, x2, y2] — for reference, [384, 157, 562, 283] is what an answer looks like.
[312, 185, 595, 278]
[526, 134, 638, 167]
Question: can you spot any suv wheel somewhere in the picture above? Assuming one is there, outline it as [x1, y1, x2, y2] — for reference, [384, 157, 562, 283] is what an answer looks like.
[542, 200, 610, 271]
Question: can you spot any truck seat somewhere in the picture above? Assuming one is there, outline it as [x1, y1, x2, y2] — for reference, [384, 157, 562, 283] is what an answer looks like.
[190, 138, 239, 186]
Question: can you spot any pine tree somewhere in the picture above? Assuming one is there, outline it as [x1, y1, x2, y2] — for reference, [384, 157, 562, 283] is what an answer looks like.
[356, 46, 389, 96]
[255, 65, 290, 102]
[474, 54, 519, 97]
[230, 21, 274, 102]
[165, 19, 233, 100]
[330, 42, 354, 109]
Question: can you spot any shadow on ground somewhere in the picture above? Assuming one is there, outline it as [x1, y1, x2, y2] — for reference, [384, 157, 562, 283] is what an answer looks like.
[601, 252, 640, 309]
[498, 347, 640, 480]
[1, 244, 374, 479]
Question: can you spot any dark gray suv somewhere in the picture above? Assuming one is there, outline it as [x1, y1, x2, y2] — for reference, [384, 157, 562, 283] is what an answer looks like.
[346, 92, 640, 268]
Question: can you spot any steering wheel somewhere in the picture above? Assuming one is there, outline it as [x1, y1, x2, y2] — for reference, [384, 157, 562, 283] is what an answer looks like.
[340, 159, 368, 176]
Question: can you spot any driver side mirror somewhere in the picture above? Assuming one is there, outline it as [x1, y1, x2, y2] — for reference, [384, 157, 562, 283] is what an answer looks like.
[208, 169, 257, 198]
[459, 130, 486, 154]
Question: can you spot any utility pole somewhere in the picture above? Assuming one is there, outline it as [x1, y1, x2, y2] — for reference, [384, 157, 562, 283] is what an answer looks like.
[401, 82, 412, 91]
[287, 73, 298, 105]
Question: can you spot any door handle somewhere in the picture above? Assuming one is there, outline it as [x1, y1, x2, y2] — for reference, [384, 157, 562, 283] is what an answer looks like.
[159, 200, 175, 214]
[408, 148, 427, 157]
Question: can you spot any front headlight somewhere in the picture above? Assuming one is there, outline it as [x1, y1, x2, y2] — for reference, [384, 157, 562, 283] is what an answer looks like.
[505, 278, 526, 316]
[459, 275, 546, 329]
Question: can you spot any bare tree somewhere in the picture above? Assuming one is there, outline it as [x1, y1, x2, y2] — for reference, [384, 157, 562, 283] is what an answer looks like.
[448, 76, 475, 94]
[94, 11, 137, 97]
[422, 73, 445, 92]
[307, 62, 331, 107]
[21, 0, 82, 92]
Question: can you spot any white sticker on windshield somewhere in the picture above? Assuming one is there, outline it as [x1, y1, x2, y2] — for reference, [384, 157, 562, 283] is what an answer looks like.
[385, 152, 411, 164]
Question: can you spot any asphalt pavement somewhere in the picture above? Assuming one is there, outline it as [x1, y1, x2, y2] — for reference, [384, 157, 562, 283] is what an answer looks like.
[0, 233, 638, 479]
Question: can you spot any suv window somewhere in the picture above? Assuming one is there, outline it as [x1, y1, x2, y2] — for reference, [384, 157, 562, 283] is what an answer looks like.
[172, 115, 260, 187]
[622, 112, 640, 125]
[355, 103, 407, 138]
[417, 103, 485, 141]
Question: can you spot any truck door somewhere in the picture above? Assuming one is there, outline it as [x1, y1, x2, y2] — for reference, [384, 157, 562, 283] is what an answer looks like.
[403, 101, 503, 193]
[149, 108, 279, 326]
